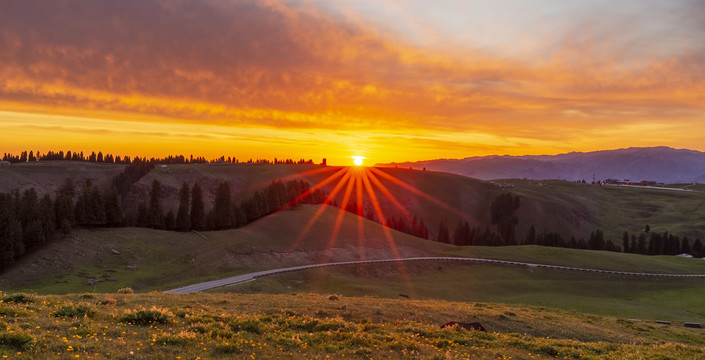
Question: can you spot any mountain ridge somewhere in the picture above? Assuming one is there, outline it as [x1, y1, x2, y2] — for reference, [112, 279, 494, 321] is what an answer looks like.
[377, 147, 705, 183]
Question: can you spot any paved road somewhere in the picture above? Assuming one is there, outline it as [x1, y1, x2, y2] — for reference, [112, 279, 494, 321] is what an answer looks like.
[165, 256, 705, 294]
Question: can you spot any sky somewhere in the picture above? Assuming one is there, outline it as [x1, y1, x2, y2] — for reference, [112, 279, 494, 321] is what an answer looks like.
[1, 0, 704, 166]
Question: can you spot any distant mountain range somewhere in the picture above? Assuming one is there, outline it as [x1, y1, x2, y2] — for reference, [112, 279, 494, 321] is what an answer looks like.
[377, 147, 705, 184]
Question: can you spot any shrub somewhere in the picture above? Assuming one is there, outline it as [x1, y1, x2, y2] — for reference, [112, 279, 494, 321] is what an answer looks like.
[539, 345, 560, 357]
[214, 343, 242, 354]
[53, 305, 95, 318]
[230, 319, 263, 334]
[0, 306, 24, 317]
[1, 293, 34, 304]
[154, 331, 197, 346]
[0, 332, 34, 351]
[97, 298, 117, 306]
[121, 307, 171, 325]
[117, 287, 134, 294]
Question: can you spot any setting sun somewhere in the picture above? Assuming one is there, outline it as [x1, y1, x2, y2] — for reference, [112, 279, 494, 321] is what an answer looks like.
[353, 156, 364, 166]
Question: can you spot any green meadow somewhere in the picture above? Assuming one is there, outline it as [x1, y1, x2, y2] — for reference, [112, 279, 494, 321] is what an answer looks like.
[2, 291, 705, 360]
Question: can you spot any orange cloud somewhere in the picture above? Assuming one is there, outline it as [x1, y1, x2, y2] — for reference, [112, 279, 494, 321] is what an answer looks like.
[0, 0, 704, 162]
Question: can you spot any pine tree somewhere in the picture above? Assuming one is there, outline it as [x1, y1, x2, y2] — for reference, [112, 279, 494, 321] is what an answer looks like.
[681, 237, 691, 255]
[437, 221, 450, 243]
[525, 225, 537, 245]
[87, 187, 106, 226]
[210, 182, 232, 230]
[692, 238, 703, 258]
[136, 201, 149, 227]
[0, 194, 18, 269]
[164, 210, 176, 231]
[54, 179, 75, 228]
[60, 218, 71, 237]
[103, 187, 122, 226]
[190, 183, 205, 231]
[39, 194, 55, 244]
[630, 235, 637, 254]
[148, 179, 164, 229]
[622, 231, 630, 253]
[175, 183, 190, 232]
[637, 233, 647, 254]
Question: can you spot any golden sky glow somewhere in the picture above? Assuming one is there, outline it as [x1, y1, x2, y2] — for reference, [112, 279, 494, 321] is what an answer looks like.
[1, 0, 704, 165]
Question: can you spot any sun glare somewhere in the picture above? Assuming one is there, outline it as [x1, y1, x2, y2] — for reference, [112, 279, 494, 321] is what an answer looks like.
[352, 156, 364, 166]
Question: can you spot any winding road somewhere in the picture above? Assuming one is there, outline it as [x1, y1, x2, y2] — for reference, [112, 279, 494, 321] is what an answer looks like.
[165, 256, 705, 294]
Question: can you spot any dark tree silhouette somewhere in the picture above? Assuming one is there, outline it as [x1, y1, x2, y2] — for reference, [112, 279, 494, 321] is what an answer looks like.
[490, 193, 520, 245]
[148, 179, 165, 229]
[104, 187, 122, 226]
[164, 210, 176, 231]
[175, 183, 190, 232]
[525, 225, 537, 245]
[681, 237, 691, 255]
[437, 221, 450, 243]
[210, 182, 232, 230]
[190, 183, 205, 231]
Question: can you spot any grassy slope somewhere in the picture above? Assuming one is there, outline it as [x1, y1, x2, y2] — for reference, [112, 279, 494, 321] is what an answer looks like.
[0, 162, 125, 195]
[506, 179, 705, 242]
[227, 262, 705, 322]
[126, 163, 325, 212]
[0, 204, 447, 294]
[125, 165, 501, 238]
[3, 162, 704, 246]
[2, 292, 705, 360]
[3, 204, 705, 322]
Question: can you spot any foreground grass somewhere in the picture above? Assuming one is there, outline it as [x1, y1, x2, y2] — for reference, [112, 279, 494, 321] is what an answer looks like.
[1, 292, 705, 359]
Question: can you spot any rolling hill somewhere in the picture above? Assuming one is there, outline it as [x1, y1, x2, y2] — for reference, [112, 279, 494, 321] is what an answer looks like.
[4, 203, 705, 323]
[2, 160, 705, 251]
[0, 204, 451, 294]
[379, 147, 705, 184]
[0, 161, 125, 195]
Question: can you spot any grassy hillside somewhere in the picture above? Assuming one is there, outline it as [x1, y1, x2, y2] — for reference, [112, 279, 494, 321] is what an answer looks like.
[3, 204, 705, 323]
[1, 292, 705, 359]
[0, 205, 449, 294]
[124, 164, 501, 238]
[133, 164, 705, 244]
[224, 260, 705, 322]
[124, 163, 326, 212]
[4, 162, 703, 247]
[506, 180, 705, 242]
[0, 162, 125, 195]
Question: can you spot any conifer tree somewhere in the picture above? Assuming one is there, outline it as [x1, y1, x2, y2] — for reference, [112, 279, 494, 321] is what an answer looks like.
[164, 210, 176, 231]
[175, 183, 190, 232]
[0, 194, 18, 269]
[692, 238, 703, 257]
[681, 237, 691, 255]
[190, 183, 205, 231]
[54, 179, 75, 228]
[136, 201, 149, 227]
[87, 187, 106, 226]
[210, 182, 232, 229]
[103, 187, 122, 226]
[525, 225, 537, 245]
[148, 179, 164, 229]
[437, 221, 450, 243]
[39, 194, 55, 243]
